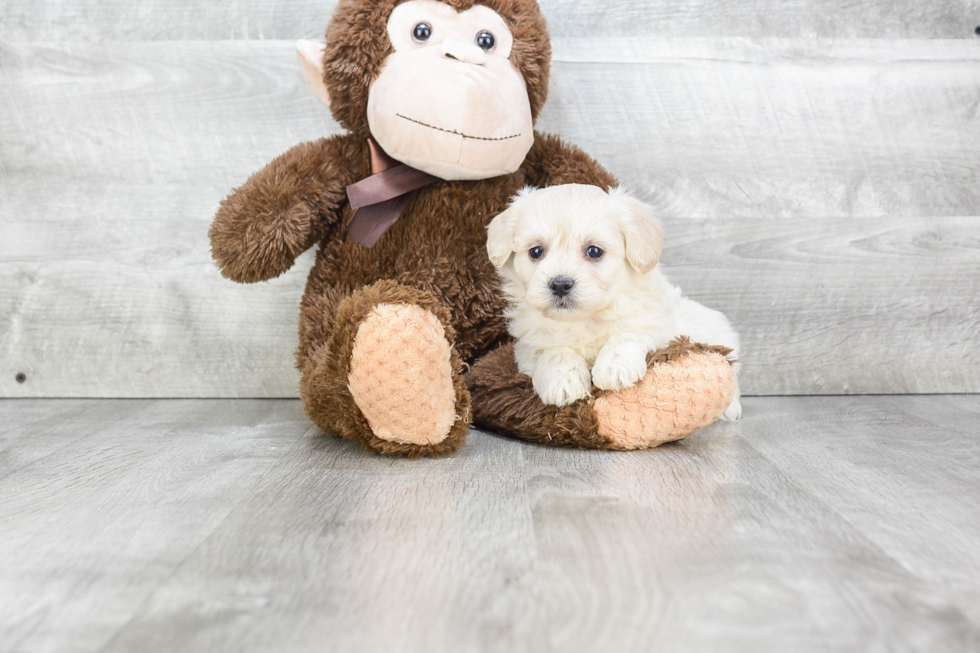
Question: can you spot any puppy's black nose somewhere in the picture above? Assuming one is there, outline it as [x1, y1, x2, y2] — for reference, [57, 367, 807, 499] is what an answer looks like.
[549, 276, 575, 298]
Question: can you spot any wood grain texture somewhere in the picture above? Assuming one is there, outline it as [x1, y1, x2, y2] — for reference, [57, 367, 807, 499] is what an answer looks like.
[747, 395, 980, 626]
[543, 39, 980, 220]
[0, 399, 103, 478]
[2, 397, 978, 652]
[662, 216, 980, 395]
[0, 41, 328, 399]
[0, 399, 311, 653]
[3, 0, 979, 41]
[2, 39, 979, 397]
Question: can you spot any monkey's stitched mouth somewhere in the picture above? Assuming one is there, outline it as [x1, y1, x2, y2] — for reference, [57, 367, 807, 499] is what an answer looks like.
[396, 114, 522, 142]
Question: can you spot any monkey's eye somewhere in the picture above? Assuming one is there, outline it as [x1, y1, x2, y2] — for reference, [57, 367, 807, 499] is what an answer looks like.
[529, 246, 545, 261]
[586, 246, 604, 260]
[476, 31, 496, 51]
[413, 22, 433, 43]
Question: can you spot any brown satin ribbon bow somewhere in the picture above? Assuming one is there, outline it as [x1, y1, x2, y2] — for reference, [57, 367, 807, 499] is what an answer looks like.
[346, 139, 439, 248]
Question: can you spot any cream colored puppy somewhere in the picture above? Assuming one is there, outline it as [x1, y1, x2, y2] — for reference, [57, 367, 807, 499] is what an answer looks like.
[487, 184, 741, 419]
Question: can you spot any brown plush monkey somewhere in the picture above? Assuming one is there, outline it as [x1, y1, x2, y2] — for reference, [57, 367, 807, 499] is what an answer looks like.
[210, 0, 736, 457]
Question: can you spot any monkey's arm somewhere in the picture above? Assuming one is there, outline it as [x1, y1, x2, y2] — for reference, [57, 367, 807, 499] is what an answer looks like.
[522, 132, 619, 189]
[209, 134, 364, 283]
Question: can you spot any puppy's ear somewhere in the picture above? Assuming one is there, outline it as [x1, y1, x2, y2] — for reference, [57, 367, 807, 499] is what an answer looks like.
[487, 189, 532, 267]
[486, 207, 520, 267]
[613, 188, 664, 274]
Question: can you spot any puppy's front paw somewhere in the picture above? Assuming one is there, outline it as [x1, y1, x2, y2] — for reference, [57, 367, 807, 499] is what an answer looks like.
[592, 347, 648, 392]
[533, 367, 591, 407]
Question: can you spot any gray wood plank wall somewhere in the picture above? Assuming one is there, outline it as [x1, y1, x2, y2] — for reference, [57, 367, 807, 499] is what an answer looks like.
[2, 4, 979, 398]
[4, 0, 980, 39]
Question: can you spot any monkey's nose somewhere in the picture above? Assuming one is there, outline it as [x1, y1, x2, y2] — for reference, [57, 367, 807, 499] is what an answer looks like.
[442, 39, 487, 65]
[549, 277, 575, 298]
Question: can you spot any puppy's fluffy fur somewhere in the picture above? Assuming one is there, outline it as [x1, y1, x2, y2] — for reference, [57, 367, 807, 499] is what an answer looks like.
[487, 184, 742, 419]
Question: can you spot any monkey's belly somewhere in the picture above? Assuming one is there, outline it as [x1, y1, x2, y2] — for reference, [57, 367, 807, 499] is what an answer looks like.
[312, 179, 522, 361]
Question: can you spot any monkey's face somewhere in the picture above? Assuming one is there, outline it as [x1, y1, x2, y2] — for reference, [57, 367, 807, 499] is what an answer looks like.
[367, 0, 535, 181]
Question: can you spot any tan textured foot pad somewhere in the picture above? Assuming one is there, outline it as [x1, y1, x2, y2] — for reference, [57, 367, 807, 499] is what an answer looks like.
[347, 303, 458, 446]
[594, 350, 736, 450]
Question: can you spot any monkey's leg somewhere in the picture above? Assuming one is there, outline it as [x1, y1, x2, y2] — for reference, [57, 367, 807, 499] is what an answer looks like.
[466, 340, 735, 450]
[299, 280, 470, 457]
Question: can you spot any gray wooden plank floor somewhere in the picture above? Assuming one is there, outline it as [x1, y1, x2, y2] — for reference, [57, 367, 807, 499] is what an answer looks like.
[1, 397, 978, 652]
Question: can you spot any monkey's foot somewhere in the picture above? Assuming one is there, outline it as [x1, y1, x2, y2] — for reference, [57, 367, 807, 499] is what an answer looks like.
[467, 338, 734, 451]
[348, 303, 460, 447]
[593, 339, 735, 450]
[300, 281, 469, 458]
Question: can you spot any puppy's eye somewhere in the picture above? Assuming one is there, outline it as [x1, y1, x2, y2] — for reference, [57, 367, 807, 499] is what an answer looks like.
[413, 22, 433, 42]
[529, 246, 545, 261]
[586, 246, 604, 260]
[476, 31, 496, 51]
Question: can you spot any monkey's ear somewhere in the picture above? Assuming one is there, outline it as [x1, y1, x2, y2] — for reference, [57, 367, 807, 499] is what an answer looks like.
[613, 187, 664, 274]
[296, 40, 331, 108]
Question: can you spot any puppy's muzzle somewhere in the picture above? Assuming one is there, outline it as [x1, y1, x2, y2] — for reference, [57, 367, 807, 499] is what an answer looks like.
[549, 276, 575, 299]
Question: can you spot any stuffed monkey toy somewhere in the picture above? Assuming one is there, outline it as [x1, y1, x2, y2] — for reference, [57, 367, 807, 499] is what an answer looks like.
[209, 0, 736, 457]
